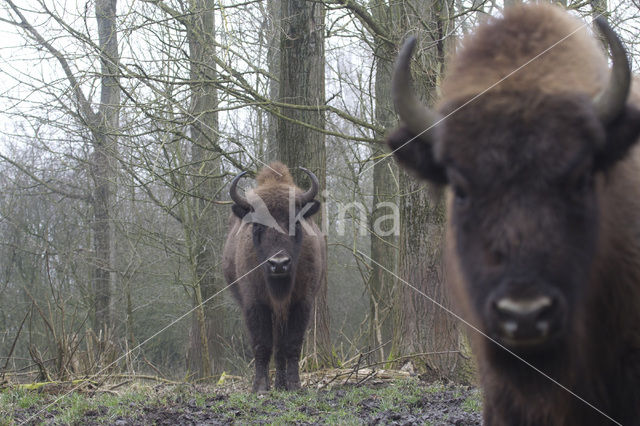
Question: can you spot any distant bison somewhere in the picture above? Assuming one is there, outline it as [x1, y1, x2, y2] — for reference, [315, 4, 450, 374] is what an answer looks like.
[223, 162, 325, 393]
[388, 4, 640, 425]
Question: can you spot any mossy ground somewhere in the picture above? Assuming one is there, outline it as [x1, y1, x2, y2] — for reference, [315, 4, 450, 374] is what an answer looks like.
[1, 377, 481, 425]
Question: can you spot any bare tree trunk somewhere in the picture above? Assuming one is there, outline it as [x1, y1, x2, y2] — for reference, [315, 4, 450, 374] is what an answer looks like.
[368, 0, 398, 363]
[368, 158, 397, 362]
[277, 0, 332, 367]
[391, 0, 463, 380]
[92, 0, 120, 337]
[91, 142, 114, 336]
[185, 0, 225, 379]
[266, 0, 280, 162]
[125, 277, 135, 371]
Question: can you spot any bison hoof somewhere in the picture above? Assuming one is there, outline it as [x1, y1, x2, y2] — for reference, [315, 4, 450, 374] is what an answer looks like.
[275, 378, 287, 390]
[252, 385, 269, 394]
[252, 379, 270, 394]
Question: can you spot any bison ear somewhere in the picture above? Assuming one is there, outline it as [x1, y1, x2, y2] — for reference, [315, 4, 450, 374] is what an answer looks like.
[596, 104, 640, 171]
[232, 204, 250, 219]
[386, 126, 448, 184]
[302, 200, 321, 218]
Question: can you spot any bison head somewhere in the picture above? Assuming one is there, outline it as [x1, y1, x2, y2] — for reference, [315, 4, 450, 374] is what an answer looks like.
[229, 167, 321, 300]
[388, 19, 640, 360]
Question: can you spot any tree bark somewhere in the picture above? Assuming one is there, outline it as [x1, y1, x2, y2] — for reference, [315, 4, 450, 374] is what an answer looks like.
[185, 0, 225, 379]
[277, 0, 332, 367]
[266, 0, 280, 162]
[368, 0, 398, 363]
[92, 0, 120, 337]
[391, 0, 463, 380]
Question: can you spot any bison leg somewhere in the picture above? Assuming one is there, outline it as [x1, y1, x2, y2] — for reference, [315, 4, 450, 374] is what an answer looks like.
[245, 304, 273, 393]
[282, 301, 311, 391]
[274, 323, 287, 390]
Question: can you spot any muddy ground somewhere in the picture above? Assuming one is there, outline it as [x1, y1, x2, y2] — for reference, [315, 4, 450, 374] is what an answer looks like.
[4, 377, 482, 425]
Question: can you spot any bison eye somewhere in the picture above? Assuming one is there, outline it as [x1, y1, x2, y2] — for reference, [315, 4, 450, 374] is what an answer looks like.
[447, 168, 471, 208]
[252, 223, 265, 240]
[575, 172, 594, 192]
[564, 167, 594, 195]
[294, 221, 303, 239]
[453, 186, 469, 208]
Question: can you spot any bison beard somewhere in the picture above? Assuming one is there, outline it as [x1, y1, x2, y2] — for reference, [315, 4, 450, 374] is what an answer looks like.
[222, 162, 325, 393]
[388, 4, 640, 426]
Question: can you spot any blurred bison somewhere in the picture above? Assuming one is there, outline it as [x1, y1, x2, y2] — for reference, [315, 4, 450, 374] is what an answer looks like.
[388, 4, 640, 425]
[223, 162, 325, 393]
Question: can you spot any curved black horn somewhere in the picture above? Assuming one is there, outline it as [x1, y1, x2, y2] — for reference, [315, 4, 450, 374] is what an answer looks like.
[229, 171, 250, 209]
[593, 17, 631, 124]
[298, 167, 319, 204]
[392, 37, 442, 137]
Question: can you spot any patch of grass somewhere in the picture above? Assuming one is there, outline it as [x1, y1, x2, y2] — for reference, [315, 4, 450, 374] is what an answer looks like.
[76, 388, 150, 424]
[55, 392, 91, 424]
[361, 379, 423, 415]
[462, 390, 482, 413]
[192, 392, 206, 407]
[339, 385, 373, 407]
[424, 380, 446, 394]
[0, 388, 44, 410]
[0, 387, 46, 425]
[269, 408, 313, 423]
[0, 377, 481, 424]
[322, 411, 360, 425]
[205, 397, 227, 414]
[227, 390, 258, 408]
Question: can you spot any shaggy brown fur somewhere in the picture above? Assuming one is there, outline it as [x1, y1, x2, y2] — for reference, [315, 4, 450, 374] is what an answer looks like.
[222, 162, 325, 393]
[255, 162, 295, 186]
[388, 4, 640, 425]
[440, 5, 607, 102]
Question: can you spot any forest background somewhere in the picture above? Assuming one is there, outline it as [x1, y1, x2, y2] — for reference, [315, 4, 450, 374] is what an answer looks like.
[0, 0, 636, 386]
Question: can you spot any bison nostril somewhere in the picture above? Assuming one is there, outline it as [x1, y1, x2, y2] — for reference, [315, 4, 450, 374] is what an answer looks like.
[536, 320, 550, 336]
[501, 320, 518, 337]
